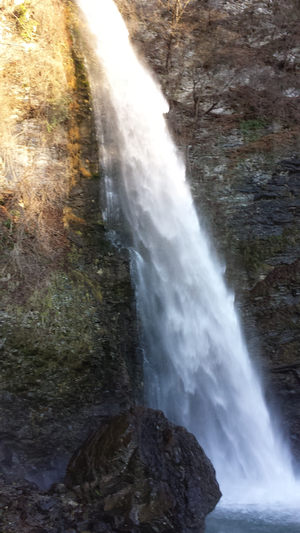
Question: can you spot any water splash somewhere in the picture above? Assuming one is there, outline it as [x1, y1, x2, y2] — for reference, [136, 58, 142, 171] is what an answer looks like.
[77, 0, 300, 505]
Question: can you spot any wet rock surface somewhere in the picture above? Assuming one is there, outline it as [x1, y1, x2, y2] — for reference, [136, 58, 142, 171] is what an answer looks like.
[119, 0, 300, 462]
[207, 157, 300, 460]
[0, 409, 221, 533]
[65, 407, 221, 533]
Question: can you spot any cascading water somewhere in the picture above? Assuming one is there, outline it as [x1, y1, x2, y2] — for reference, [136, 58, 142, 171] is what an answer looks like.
[76, 0, 300, 510]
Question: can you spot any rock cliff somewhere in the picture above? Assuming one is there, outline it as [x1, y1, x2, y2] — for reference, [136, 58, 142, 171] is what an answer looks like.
[117, 0, 300, 462]
[0, 0, 141, 491]
[0, 1, 220, 531]
[1, 0, 299, 530]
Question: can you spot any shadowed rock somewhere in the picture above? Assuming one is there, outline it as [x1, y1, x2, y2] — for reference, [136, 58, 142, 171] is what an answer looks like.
[65, 406, 221, 532]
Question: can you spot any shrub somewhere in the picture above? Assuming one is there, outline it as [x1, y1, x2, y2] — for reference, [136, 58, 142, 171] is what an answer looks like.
[0, 0, 76, 281]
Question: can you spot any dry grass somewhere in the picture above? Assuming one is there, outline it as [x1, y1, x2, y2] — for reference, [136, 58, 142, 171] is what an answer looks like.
[0, 1, 71, 146]
[0, 0, 76, 281]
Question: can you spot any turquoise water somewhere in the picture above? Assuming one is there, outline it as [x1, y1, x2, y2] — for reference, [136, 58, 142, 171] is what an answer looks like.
[206, 506, 300, 533]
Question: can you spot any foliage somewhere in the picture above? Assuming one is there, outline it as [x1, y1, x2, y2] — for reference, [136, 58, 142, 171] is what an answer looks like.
[14, 1, 38, 41]
[240, 119, 266, 132]
[240, 119, 267, 141]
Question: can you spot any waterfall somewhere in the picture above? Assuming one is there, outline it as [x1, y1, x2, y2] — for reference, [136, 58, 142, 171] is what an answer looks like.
[76, 0, 299, 505]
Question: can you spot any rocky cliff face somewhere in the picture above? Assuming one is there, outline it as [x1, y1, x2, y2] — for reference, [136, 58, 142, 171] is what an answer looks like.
[0, 0, 140, 492]
[117, 0, 300, 461]
[1, 0, 299, 529]
[0, 1, 220, 531]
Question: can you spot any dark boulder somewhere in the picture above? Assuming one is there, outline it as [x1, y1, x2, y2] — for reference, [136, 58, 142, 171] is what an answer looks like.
[65, 406, 221, 533]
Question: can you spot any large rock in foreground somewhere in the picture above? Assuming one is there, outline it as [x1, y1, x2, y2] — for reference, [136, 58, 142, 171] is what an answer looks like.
[65, 406, 221, 532]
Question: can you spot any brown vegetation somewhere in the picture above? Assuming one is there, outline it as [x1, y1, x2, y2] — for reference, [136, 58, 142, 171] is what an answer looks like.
[0, 0, 78, 283]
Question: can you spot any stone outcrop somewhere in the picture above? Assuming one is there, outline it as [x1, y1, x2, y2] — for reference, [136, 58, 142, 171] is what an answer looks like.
[65, 407, 221, 533]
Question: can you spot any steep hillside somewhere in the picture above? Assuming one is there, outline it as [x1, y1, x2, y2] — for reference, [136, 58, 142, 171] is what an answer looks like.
[0, 0, 139, 489]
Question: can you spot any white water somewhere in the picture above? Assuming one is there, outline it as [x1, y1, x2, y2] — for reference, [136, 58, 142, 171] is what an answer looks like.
[77, 0, 300, 507]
